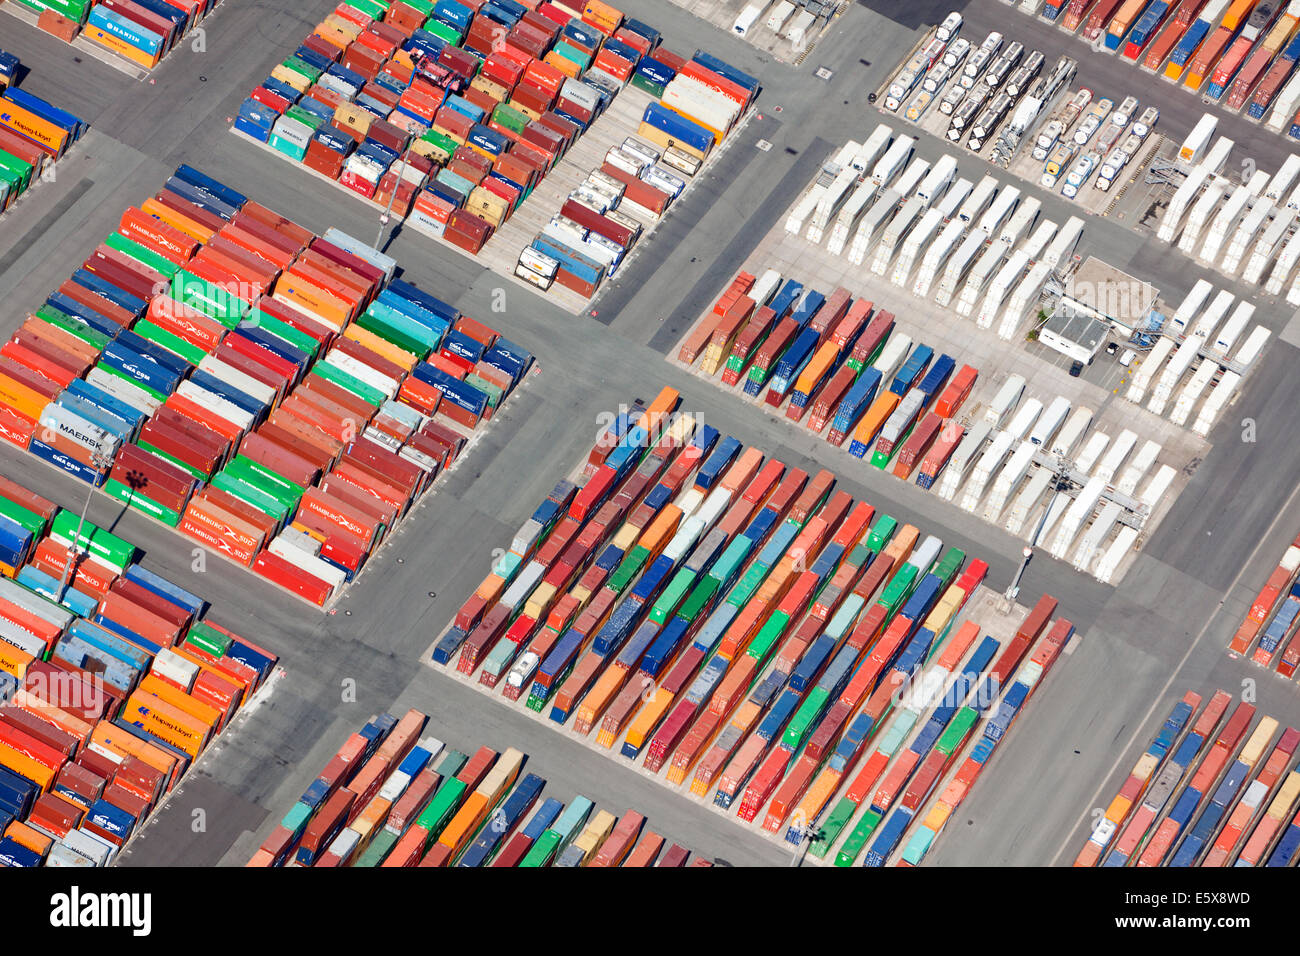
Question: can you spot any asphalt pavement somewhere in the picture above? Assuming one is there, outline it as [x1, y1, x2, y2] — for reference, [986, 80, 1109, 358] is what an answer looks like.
[0, 0, 1298, 867]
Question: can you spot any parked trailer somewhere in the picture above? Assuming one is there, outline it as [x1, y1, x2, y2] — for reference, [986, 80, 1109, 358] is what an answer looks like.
[953, 241, 1011, 317]
[1243, 208, 1296, 283]
[1158, 166, 1210, 242]
[1041, 216, 1085, 271]
[1199, 171, 1271, 265]
[871, 197, 929, 276]
[1211, 301, 1257, 355]
[998, 261, 1053, 339]
[935, 420, 993, 501]
[1004, 465, 1054, 536]
[959, 429, 1023, 513]
[983, 440, 1039, 522]
[892, 208, 947, 286]
[934, 232, 990, 307]
[1176, 180, 1229, 254]
[1222, 200, 1274, 274]
[912, 219, 968, 297]
[976, 251, 1031, 329]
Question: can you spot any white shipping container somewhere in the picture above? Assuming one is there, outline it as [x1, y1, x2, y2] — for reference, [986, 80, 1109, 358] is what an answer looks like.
[175, 380, 253, 432]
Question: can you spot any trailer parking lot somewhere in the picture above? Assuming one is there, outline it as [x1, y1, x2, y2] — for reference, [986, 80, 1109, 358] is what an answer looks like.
[5, 0, 1300, 870]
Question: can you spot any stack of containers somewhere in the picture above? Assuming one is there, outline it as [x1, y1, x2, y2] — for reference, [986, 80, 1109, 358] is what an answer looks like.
[233, 1, 752, 277]
[73, 0, 222, 71]
[0, 473, 279, 867]
[0, 86, 88, 213]
[0, 163, 534, 606]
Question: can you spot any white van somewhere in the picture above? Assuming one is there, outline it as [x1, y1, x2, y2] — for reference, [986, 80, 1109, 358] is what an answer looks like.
[733, 2, 764, 36]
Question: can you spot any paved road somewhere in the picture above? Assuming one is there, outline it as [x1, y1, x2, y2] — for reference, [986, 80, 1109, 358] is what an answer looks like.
[0, 0, 1298, 866]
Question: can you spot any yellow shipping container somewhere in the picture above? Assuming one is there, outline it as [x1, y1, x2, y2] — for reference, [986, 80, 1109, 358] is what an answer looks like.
[334, 103, 375, 138]
[123, 691, 209, 759]
[0, 741, 56, 791]
[637, 120, 708, 162]
[271, 63, 312, 94]
[138, 674, 221, 736]
[0, 641, 34, 679]
[0, 373, 50, 424]
[923, 800, 953, 831]
[344, 325, 417, 372]
[90, 721, 180, 787]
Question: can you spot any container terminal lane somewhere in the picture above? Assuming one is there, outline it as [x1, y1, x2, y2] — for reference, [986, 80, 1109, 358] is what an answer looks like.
[2, 0, 1300, 867]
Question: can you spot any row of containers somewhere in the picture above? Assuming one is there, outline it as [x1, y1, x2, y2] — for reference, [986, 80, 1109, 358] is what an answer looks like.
[1074, 687, 1300, 866]
[249, 710, 713, 866]
[0, 162, 534, 607]
[0, 471, 278, 867]
[231, 0, 755, 296]
[1226, 530, 1300, 677]
[427, 386, 1076, 865]
[0, 83, 88, 213]
[14, 0, 223, 70]
[678, 271, 1182, 566]
[1037, 0, 1300, 135]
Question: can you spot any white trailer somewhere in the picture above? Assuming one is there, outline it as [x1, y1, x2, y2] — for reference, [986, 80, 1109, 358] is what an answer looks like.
[1094, 429, 1138, 484]
[998, 260, 1052, 339]
[1074, 430, 1110, 474]
[1125, 337, 1175, 404]
[1033, 490, 1073, 547]
[1267, 70, 1300, 131]
[1004, 396, 1044, 441]
[1265, 155, 1300, 203]
[1242, 209, 1294, 284]
[959, 430, 1018, 513]
[826, 180, 881, 256]
[1177, 180, 1227, 255]
[976, 250, 1029, 329]
[1018, 218, 1058, 260]
[751, 269, 783, 308]
[1210, 301, 1255, 356]
[808, 162, 869, 244]
[934, 231, 989, 306]
[872, 135, 917, 187]
[912, 218, 967, 296]
[1232, 324, 1271, 369]
[936, 177, 974, 218]
[1147, 334, 1207, 416]
[1094, 526, 1139, 583]
[1169, 360, 1217, 426]
[1041, 215, 1084, 271]
[957, 175, 999, 224]
[870, 333, 914, 382]
[891, 207, 945, 286]
[870, 195, 927, 276]
[1117, 439, 1161, 496]
[1266, 225, 1300, 294]
[785, 188, 822, 235]
[847, 188, 903, 265]
[857, 125, 896, 172]
[1005, 465, 1053, 536]
[983, 439, 1038, 522]
[1071, 499, 1124, 574]
[1167, 279, 1214, 335]
[1221, 200, 1273, 275]
[1178, 114, 1217, 164]
[1048, 475, 1106, 560]
[1191, 370, 1239, 437]
[997, 196, 1041, 248]
[1050, 405, 1093, 457]
[1198, 173, 1268, 266]
[1157, 166, 1209, 243]
[1140, 464, 1177, 514]
[1199, 135, 1235, 176]
[975, 185, 1021, 237]
[1191, 288, 1234, 338]
[984, 373, 1027, 427]
[916, 154, 959, 205]
[953, 240, 1008, 316]
[1028, 395, 1071, 447]
[936, 420, 993, 500]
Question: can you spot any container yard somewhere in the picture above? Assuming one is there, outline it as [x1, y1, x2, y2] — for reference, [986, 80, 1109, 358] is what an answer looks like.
[0, 162, 534, 610]
[231, 0, 755, 312]
[247, 709, 716, 866]
[1072, 686, 1300, 867]
[421, 384, 1085, 863]
[0, 0, 1295, 908]
[1, 0, 228, 77]
[0, 469, 280, 867]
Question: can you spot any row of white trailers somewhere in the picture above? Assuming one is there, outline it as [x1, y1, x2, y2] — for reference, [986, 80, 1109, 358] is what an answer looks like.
[785, 125, 1084, 340]
[1158, 132, 1300, 300]
[1122, 278, 1271, 435]
[934, 375, 1175, 583]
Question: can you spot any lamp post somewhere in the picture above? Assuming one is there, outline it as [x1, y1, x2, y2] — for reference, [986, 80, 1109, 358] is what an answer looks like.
[57, 449, 112, 602]
[375, 122, 428, 250]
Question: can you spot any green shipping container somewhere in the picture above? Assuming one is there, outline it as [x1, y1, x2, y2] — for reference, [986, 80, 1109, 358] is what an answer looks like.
[133, 319, 207, 367]
[782, 687, 829, 751]
[678, 576, 718, 624]
[936, 706, 978, 758]
[835, 809, 882, 867]
[866, 514, 898, 553]
[608, 546, 649, 594]
[172, 270, 249, 327]
[650, 568, 694, 624]
[810, 797, 857, 859]
[186, 622, 232, 657]
[105, 232, 181, 278]
[309, 364, 384, 409]
[491, 104, 529, 135]
[0, 495, 46, 538]
[418, 129, 459, 164]
[38, 309, 111, 353]
[416, 777, 467, 839]
[354, 828, 399, 867]
[519, 829, 562, 867]
[51, 511, 136, 569]
[747, 610, 789, 662]
[222, 460, 301, 514]
[211, 471, 289, 522]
